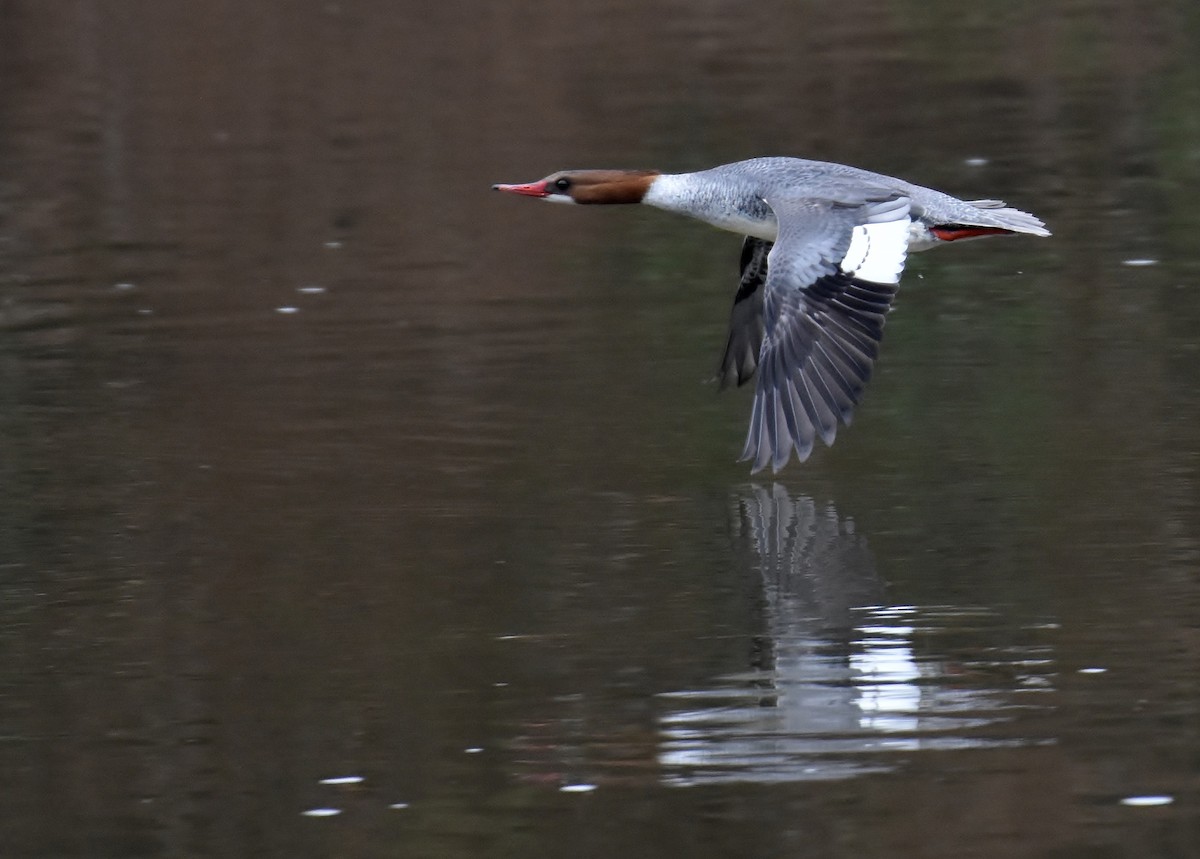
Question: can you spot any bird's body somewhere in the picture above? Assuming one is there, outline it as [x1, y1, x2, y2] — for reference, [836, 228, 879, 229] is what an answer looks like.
[494, 157, 1050, 472]
[641, 157, 1049, 249]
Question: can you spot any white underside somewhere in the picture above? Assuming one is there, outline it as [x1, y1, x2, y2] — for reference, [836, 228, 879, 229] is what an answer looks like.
[906, 221, 939, 252]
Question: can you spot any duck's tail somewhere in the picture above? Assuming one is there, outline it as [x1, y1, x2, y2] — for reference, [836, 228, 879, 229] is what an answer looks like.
[961, 199, 1052, 237]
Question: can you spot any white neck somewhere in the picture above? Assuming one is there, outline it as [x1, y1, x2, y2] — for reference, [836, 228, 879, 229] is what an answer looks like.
[641, 174, 696, 214]
[642, 173, 778, 241]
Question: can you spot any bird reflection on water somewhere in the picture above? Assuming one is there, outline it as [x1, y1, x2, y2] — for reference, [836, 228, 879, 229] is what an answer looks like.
[508, 486, 1056, 790]
[657, 485, 1056, 786]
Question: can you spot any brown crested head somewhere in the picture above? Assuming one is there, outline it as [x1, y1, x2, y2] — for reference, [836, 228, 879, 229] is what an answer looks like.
[492, 169, 659, 204]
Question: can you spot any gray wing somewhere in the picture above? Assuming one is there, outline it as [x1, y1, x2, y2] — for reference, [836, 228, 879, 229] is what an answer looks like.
[741, 193, 911, 473]
[716, 236, 771, 389]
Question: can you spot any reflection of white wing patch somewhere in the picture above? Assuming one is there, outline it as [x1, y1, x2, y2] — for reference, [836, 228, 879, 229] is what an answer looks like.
[839, 218, 910, 284]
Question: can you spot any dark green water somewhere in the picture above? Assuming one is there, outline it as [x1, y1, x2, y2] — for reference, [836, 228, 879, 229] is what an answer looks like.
[1, 2, 1198, 856]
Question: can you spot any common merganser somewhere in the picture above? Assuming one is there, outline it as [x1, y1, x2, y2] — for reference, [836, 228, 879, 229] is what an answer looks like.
[493, 157, 1050, 473]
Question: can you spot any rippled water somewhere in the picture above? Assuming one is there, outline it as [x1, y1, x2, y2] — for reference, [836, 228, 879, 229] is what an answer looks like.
[2, 2, 1199, 858]
[656, 493, 1053, 786]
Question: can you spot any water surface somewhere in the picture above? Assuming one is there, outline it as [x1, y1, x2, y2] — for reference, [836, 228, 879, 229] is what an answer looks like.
[1, 3, 1198, 857]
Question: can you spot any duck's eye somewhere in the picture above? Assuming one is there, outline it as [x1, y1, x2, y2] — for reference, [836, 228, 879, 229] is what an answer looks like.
[553, 177, 571, 192]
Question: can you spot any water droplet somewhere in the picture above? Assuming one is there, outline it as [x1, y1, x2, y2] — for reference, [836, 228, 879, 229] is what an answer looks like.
[464, 747, 483, 754]
[324, 240, 343, 250]
[1078, 667, 1107, 674]
[964, 157, 989, 167]
[301, 807, 342, 817]
[114, 282, 135, 291]
[276, 306, 299, 314]
[388, 802, 410, 810]
[1122, 258, 1158, 267]
[1120, 795, 1173, 807]
[298, 285, 326, 294]
[560, 783, 597, 793]
[319, 776, 364, 785]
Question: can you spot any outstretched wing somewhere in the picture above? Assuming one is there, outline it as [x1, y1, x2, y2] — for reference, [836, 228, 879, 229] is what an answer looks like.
[716, 236, 771, 389]
[742, 194, 911, 473]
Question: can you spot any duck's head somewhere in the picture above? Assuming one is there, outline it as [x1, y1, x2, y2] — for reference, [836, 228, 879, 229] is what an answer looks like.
[492, 169, 660, 204]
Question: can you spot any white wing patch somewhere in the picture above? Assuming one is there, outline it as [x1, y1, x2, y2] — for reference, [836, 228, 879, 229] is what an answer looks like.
[839, 217, 910, 285]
